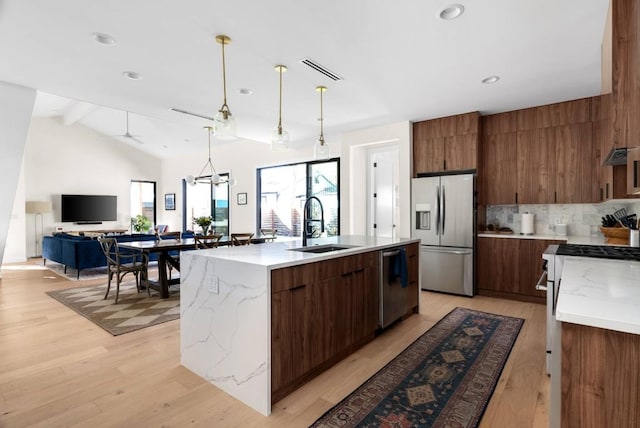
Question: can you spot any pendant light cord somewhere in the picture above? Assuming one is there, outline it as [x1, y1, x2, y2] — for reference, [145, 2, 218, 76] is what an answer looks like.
[277, 67, 283, 134]
[319, 87, 325, 145]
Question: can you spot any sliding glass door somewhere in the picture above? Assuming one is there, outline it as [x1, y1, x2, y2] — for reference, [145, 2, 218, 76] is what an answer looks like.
[258, 159, 339, 237]
[183, 174, 230, 236]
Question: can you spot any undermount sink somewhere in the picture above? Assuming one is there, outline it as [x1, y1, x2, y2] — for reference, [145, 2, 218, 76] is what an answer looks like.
[288, 244, 359, 254]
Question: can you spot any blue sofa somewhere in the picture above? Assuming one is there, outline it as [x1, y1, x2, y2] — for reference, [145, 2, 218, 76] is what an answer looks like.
[42, 233, 160, 278]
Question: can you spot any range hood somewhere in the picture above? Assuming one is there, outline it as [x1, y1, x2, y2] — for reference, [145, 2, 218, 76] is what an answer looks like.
[602, 147, 628, 166]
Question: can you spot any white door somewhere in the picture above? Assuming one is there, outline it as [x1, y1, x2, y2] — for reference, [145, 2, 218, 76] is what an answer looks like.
[368, 145, 399, 238]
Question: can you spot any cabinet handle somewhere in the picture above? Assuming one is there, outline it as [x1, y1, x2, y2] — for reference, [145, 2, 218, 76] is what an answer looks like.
[443, 159, 447, 170]
[606, 183, 609, 199]
[554, 191, 557, 203]
[515, 192, 518, 204]
[341, 272, 352, 277]
[600, 187, 603, 201]
[635, 160, 638, 188]
[290, 284, 306, 292]
[353, 268, 365, 274]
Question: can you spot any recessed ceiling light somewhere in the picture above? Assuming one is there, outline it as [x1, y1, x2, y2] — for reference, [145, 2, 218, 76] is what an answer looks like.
[122, 71, 142, 80]
[92, 32, 116, 45]
[482, 75, 500, 84]
[238, 88, 253, 95]
[439, 4, 465, 20]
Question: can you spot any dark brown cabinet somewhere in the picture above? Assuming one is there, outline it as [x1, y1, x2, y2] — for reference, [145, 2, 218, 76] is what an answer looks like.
[477, 237, 561, 303]
[480, 98, 599, 205]
[413, 112, 479, 175]
[271, 251, 379, 403]
[405, 242, 419, 314]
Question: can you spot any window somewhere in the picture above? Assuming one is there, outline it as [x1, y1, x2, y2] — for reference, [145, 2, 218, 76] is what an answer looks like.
[258, 159, 339, 237]
[183, 174, 230, 236]
[130, 180, 156, 231]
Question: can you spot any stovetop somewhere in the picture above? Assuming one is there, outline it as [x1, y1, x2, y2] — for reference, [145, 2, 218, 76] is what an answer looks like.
[556, 244, 640, 261]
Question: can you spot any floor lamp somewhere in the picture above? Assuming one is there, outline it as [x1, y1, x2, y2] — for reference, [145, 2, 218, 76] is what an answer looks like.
[25, 201, 52, 258]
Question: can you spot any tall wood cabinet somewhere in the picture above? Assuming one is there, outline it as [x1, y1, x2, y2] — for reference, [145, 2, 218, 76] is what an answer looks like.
[481, 98, 598, 205]
[413, 112, 480, 175]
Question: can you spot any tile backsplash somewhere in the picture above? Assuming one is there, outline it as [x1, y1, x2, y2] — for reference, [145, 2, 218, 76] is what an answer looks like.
[486, 201, 640, 237]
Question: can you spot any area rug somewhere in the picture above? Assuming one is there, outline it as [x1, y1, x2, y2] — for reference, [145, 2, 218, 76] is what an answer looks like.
[46, 281, 179, 335]
[310, 307, 524, 428]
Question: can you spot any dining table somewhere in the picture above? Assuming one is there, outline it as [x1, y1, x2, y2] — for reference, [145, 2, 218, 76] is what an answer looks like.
[117, 238, 199, 298]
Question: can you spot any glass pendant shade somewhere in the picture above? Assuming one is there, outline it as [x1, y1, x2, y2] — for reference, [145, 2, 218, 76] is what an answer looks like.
[271, 128, 290, 152]
[213, 109, 236, 140]
[314, 137, 330, 159]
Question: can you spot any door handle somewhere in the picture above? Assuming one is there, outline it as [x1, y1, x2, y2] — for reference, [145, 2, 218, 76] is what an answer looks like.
[382, 250, 400, 257]
[535, 272, 548, 291]
[435, 185, 440, 235]
[442, 185, 446, 234]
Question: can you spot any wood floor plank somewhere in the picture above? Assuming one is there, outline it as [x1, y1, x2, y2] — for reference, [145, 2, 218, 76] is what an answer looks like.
[0, 261, 550, 427]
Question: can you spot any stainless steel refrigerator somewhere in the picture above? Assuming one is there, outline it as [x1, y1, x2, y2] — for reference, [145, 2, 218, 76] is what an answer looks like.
[411, 173, 475, 296]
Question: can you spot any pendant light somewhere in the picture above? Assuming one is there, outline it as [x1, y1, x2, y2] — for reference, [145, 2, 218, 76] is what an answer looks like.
[271, 65, 289, 152]
[314, 85, 330, 159]
[186, 126, 236, 186]
[213, 35, 236, 140]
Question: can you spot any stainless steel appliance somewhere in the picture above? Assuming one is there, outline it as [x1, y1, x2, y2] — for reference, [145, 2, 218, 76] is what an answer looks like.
[379, 247, 408, 328]
[411, 173, 475, 296]
[541, 243, 640, 428]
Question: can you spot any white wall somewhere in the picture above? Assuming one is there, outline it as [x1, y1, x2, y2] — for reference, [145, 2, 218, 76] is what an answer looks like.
[12, 117, 162, 259]
[340, 121, 412, 238]
[0, 82, 36, 267]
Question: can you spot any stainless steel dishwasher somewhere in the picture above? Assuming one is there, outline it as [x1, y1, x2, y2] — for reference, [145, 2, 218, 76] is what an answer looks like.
[380, 247, 408, 328]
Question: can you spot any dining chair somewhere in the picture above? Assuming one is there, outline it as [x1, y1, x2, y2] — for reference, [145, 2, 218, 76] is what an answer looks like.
[97, 237, 149, 304]
[158, 232, 182, 279]
[260, 228, 277, 242]
[231, 233, 254, 246]
[195, 233, 223, 249]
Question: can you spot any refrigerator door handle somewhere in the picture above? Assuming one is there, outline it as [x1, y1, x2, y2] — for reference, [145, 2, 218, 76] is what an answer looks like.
[435, 184, 440, 235]
[423, 247, 472, 256]
[442, 185, 446, 235]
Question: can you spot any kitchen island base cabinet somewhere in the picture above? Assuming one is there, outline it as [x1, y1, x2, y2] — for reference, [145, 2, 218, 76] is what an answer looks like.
[271, 251, 379, 404]
[561, 322, 640, 428]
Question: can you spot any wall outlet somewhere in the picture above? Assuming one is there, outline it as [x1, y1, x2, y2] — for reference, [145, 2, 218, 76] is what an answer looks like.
[207, 276, 219, 294]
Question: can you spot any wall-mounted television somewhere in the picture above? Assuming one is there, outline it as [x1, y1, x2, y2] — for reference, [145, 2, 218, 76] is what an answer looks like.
[61, 194, 117, 223]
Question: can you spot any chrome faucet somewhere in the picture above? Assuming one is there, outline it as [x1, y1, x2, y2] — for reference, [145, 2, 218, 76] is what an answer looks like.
[302, 196, 324, 246]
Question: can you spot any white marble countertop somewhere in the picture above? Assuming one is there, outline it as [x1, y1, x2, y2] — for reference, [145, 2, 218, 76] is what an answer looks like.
[477, 233, 608, 245]
[556, 258, 640, 335]
[184, 235, 420, 270]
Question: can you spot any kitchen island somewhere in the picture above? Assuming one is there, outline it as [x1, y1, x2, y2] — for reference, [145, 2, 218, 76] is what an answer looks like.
[552, 258, 640, 427]
[179, 235, 420, 415]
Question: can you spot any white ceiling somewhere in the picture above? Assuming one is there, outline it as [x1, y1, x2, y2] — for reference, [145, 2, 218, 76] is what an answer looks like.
[0, 0, 610, 159]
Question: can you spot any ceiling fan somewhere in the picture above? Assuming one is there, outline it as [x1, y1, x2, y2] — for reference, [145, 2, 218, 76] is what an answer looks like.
[115, 111, 144, 144]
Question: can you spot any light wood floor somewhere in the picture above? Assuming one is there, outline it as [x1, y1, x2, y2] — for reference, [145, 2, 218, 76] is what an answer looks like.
[0, 260, 549, 427]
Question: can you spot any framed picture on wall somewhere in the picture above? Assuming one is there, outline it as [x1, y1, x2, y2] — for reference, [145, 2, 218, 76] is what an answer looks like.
[237, 192, 247, 205]
[164, 193, 175, 210]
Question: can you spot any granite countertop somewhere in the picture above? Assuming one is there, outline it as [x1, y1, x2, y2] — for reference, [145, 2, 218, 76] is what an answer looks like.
[556, 258, 640, 335]
[184, 235, 420, 269]
[477, 233, 607, 245]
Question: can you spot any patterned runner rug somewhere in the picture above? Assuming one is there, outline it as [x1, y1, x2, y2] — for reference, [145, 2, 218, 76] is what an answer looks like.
[46, 281, 179, 335]
[310, 307, 524, 428]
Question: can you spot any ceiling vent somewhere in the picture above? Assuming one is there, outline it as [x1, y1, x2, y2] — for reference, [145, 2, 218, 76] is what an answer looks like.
[169, 107, 214, 121]
[299, 58, 343, 82]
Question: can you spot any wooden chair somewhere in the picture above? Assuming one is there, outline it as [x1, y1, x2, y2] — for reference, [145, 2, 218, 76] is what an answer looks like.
[97, 237, 148, 304]
[195, 234, 223, 249]
[158, 232, 182, 279]
[158, 231, 181, 240]
[231, 233, 254, 246]
[260, 228, 277, 242]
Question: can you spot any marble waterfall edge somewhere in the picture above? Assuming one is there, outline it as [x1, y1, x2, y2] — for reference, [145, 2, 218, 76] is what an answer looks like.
[180, 250, 271, 415]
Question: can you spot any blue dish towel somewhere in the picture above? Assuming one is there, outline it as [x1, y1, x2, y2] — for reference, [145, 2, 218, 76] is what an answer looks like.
[393, 248, 408, 288]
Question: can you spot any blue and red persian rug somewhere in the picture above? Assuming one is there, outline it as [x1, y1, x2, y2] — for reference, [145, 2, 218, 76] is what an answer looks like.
[311, 307, 524, 428]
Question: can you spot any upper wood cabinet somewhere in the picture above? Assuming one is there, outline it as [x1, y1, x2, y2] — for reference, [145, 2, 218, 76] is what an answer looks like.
[481, 98, 599, 205]
[413, 112, 480, 175]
